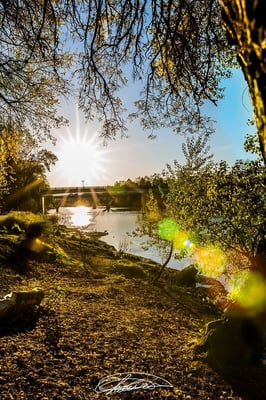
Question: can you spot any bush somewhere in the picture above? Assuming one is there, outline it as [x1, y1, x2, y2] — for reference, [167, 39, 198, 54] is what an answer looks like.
[0, 212, 57, 273]
[113, 261, 147, 279]
[0, 211, 45, 233]
[25, 221, 47, 238]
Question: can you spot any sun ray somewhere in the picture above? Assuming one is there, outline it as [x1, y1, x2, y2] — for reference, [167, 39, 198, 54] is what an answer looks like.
[51, 111, 111, 187]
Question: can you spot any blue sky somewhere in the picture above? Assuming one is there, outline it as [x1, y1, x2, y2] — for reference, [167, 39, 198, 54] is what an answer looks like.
[47, 68, 254, 187]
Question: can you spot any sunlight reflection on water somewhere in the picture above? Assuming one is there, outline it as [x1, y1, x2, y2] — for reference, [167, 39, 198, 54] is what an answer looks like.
[48, 206, 190, 269]
[48, 206, 97, 231]
[69, 206, 93, 227]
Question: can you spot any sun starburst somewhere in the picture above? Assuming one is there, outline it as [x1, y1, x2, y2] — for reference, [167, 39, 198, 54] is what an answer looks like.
[52, 110, 110, 186]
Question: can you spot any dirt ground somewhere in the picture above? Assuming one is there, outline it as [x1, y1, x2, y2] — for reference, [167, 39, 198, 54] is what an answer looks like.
[0, 232, 266, 400]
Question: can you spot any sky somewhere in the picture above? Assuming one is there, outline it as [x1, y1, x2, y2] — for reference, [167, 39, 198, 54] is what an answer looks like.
[46, 68, 254, 188]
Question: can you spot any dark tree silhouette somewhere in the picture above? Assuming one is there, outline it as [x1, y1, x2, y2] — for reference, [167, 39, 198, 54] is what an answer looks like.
[1, 1, 266, 164]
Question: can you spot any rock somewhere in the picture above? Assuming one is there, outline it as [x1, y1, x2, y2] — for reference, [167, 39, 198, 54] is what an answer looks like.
[172, 264, 198, 286]
[181, 264, 198, 284]
[196, 275, 228, 309]
[197, 275, 227, 296]
[0, 292, 17, 319]
[0, 288, 44, 321]
[195, 316, 264, 368]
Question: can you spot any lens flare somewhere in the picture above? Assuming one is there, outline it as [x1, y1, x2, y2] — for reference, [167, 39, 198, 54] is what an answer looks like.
[228, 270, 266, 313]
[173, 231, 189, 250]
[158, 219, 178, 241]
[194, 246, 227, 277]
[26, 238, 45, 253]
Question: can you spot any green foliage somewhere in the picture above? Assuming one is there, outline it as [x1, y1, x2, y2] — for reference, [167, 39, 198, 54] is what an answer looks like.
[136, 133, 266, 281]
[0, 211, 70, 272]
[112, 261, 147, 279]
[133, 190, 170, 262]
[76, 0, 234, 139]
[164, 144, 266, 273]
[205, 160, 265, 261]
[244, 128, 262, 158]
[0, 126, 20, 198]
[0, 212, 45, 233]
[0, 125, 56, 213]
[136, 135, 214, 262]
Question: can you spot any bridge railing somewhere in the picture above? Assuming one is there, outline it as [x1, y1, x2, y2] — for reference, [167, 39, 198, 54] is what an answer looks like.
[41, 185, 162, 195]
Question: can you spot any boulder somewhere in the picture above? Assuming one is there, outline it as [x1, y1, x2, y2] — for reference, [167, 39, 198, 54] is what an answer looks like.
[172, 264, 198, 286]
[0, 288, 44, 321]
[195, 316, 264, 368]
[196, 275, 228, 309]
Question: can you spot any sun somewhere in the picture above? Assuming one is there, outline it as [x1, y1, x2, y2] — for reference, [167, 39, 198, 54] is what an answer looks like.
[53, 119, 110, 187]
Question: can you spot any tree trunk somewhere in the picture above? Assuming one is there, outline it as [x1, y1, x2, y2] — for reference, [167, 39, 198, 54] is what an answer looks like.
[220, 0, 266, 166]
[153, 241, 174, 283]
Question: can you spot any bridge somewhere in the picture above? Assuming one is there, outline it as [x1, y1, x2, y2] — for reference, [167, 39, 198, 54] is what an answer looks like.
[41, 185, 161, 213]
[41, 185, 145, 196]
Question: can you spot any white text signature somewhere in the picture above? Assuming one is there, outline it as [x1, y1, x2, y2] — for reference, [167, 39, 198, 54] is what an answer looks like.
[95, 372, 173, 394]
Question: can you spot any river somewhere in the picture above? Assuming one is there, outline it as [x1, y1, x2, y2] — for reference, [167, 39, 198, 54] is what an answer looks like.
[48, 206, 191, 270]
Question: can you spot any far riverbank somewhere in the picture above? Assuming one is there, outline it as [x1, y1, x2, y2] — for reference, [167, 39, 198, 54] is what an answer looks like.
[50, 206, 192, 270]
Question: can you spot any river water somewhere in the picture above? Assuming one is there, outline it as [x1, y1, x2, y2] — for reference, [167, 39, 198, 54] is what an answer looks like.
[49, 206, 191, 270]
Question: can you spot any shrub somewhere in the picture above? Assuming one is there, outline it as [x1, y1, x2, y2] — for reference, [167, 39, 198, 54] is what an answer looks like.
[113, 261, 147, 279]
[0, 211, 45, 233]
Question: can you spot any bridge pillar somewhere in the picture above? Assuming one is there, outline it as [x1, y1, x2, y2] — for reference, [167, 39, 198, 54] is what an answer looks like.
[41, 196, 45, 215]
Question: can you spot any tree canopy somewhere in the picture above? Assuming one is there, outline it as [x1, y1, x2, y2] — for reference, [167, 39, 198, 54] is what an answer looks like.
[1, 0, 266, 164]
[135, 132, 265, 283]
[165, 156, 266, 271]
[0, 126, 56, 212]
[0, 0, 70, 137]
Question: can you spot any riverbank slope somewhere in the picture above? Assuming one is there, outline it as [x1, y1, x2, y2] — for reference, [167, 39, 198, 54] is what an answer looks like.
[0, 228, 265, 399]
